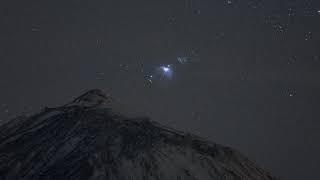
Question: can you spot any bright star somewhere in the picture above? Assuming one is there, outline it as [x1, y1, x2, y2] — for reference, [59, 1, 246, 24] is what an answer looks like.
[162, 66, 170, 72]
[159, 65, 173, 78]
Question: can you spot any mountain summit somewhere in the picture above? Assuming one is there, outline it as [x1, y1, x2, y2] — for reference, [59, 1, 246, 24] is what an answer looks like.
[0, 89, 277, 180]
[65, 89, 113, 108]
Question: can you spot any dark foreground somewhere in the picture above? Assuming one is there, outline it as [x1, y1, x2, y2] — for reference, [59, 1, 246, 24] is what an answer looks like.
[0, 90, 277, 180]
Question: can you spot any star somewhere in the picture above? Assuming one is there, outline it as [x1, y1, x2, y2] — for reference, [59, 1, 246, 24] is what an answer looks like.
[304, 32, 312, 41]
[161, 66, 170, 72]
[159, 65, 173, 79]
[287, 88, 297, 97]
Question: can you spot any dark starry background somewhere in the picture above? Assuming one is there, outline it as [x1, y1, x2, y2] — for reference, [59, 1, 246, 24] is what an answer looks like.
[1, 0, 320, 179]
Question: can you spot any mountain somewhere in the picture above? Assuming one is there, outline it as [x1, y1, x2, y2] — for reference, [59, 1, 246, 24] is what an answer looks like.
[0, 89, 277, 180]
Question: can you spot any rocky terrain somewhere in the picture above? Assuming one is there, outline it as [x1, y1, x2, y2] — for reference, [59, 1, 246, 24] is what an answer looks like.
[0, 89, 277, 180]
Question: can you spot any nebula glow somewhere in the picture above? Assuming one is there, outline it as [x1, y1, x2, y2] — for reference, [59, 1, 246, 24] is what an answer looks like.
[159, 65, 173, 78]
[161, 66, 170, 72]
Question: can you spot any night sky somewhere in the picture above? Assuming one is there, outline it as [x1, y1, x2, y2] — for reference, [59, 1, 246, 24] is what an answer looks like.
[1, 0, 320, 179]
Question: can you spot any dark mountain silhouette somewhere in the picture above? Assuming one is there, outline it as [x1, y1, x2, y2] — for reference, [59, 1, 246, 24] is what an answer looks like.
[0, 89, 277, 180]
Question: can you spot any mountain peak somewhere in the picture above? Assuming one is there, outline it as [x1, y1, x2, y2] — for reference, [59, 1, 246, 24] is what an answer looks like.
[67, 89, 113, 108]
[0, 90, 278, 180]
